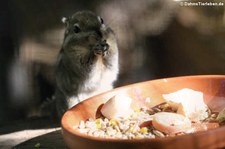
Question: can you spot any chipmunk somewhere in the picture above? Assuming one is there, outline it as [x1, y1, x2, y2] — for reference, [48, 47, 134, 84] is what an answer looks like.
[55, 11, 119, 117]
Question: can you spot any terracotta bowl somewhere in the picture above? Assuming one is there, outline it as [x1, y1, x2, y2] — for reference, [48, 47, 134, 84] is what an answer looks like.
[61, 75, 225, 149]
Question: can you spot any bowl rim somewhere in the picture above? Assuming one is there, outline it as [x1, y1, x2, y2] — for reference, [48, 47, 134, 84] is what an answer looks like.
[61, 74, 225, 143]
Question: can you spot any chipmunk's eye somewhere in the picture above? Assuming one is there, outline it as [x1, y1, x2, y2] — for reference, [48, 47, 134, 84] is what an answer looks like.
[73, 24, 81, 33]
[98, 16, 104, 24]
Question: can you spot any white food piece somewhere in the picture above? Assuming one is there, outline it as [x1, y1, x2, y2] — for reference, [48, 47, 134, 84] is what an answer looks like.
[152, 112, 192, 134]
[162, 88, 208, 122]
[100, 94, 133, 119]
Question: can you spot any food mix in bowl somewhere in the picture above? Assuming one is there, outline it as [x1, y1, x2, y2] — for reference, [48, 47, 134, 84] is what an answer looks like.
[75, 88, 225, 139]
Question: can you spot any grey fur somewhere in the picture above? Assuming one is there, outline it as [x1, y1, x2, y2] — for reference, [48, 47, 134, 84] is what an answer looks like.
[55, 11, 119, 117]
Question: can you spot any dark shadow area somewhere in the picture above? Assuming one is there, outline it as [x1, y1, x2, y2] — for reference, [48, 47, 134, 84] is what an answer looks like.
[0, 116, 59, 135]
[12, 130, 66, 149]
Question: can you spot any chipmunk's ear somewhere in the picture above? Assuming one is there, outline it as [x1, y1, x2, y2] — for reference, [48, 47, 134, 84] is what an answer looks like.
[97, 16, 104, 24]
[61, 17, 70, 27]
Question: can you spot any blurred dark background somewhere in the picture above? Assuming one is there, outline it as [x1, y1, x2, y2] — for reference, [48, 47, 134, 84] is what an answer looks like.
[0, 0, 225, 124]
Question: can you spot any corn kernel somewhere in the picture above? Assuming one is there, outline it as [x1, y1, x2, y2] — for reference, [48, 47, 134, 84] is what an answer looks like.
[109, 119, 117, 126]
[95, 118, 102, 124]
[139, 127, 148, 133]
[135, 109, 141, 112]
[135, 135, 141, 139]
[128, 126, 134, 133]
[95, 118, 102, 129]
[96, 123, 101, 129]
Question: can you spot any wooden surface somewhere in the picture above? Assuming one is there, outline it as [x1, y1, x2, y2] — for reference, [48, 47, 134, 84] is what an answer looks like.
[0, 117, 67, 149]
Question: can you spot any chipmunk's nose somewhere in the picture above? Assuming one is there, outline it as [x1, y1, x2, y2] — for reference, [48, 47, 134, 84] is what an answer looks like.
[101, 40, 109, 51]
[95, 40, 109, 51]
[93, 40, 109, 55]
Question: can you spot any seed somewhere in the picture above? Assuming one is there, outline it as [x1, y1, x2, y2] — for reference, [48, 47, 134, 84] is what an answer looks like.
[114, 125, 120, 132]
[78, 120, 85, 129]
[87, 129, 95, 136]
[115, 132, 122, 138]
[78, 128, 88, 133]
[93, 130, 101, 137]
[86, 121, 96, 129]
[153, 107, 161, 112]
[153, 130, 165, 137]
[211, 113, 217, 118]
[104, 118, 109, 123]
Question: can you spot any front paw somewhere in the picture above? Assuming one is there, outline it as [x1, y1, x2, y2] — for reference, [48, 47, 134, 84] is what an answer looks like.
[93, 40, 109, 56]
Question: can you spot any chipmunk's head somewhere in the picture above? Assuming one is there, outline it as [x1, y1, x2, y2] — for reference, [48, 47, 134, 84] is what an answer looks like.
[61, 11, 117, 57]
